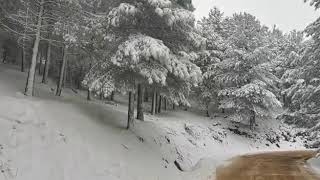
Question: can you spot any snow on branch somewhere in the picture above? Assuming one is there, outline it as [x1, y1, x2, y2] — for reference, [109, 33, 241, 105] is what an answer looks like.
[107, 3, 139, 27]
[111, 34, 202, 86]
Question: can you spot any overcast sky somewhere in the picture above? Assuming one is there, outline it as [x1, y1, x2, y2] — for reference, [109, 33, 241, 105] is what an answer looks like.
[193, 0, 319, 32]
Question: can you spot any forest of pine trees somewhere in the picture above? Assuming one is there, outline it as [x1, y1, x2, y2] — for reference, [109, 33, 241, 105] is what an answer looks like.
[0, 0, 319, 142]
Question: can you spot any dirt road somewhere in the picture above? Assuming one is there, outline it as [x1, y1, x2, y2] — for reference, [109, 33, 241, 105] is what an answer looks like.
[216, 150, 320, 180]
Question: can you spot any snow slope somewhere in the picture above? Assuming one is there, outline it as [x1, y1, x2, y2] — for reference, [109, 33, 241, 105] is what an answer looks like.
[0, 64, 309, 180]
[0, 65, 196, 180]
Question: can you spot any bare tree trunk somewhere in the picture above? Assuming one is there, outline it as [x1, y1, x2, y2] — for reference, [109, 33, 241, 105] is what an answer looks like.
[250, 110, 255, 130]
[173, 104, 175, 110]
[100, 91, 103, 100]
[77, 66, 83, 89]
[155, 92, 159, 114]
[2, 48, 6, 63]
[144, 89, 148, 102]
[24, 0, 44, 96]
[110, 91, 115, 101]
[137, 84, 144, 121]
[21, 6, 28, 72]
[42, 41, 51, 83]
[37, 50, 42, 75]
[87, 60, 93, 101]
[56, 46, 67, 96]
[68, 60, 73, 88]
[164, 97, 167, 111]
[21, 48, 25, 72]
[87, 89, 91, 101]
[127, 91, 135, 129]
[151, 89, 156, 115]
[158, 95, 162, 113]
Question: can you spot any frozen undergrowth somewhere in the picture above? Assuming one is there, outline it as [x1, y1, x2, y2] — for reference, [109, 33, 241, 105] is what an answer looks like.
[133, 109, 305, 172]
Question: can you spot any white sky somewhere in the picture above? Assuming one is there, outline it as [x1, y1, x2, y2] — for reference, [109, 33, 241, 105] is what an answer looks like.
[193, 0, 319, 32]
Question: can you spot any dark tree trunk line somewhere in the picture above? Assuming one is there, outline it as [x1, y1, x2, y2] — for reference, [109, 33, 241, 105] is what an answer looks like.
[56, 46, 67, 96]
[21, 48, 25, 72]
[155, 92, 159, 114]
[110, 91, 115, 101]
[206, 104, 210, 117]
[137, 84, 144, 121]
[127, 91, 135, 129]
[164, 97, 167, 111]
[151, 89, 156, 115]
[2, 48, 7, 63]
[42, 40, 51, 84]
[24, 0, 44, 96]
[37, 50, 42, 75]
[144, 89, 148, 102]
[87, 60, 93, 101]
[87, 89, 91, 100]
[67, 60, 73, 88]
[100, 90, 103, 100]
[158, 95, 162, 113]
[250, 110, 256, 130]
[77, 66, 83, 89]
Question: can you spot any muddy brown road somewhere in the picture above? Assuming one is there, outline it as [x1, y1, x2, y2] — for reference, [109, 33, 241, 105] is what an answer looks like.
[216, 150, 320, 180]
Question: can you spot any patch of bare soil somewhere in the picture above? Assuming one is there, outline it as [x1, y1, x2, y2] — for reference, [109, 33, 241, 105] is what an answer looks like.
[216, 150, 320, 180]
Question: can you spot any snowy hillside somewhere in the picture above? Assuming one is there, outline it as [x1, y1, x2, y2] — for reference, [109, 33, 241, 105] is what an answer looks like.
[0, 64, 309, 180]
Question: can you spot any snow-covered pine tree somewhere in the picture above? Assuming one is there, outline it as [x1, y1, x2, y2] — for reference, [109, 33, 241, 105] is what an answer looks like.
[85, 0, 203, 127]
[277, 2, 320, 147]
[203, 13, 281, 129]
[196, 7, 227, 116]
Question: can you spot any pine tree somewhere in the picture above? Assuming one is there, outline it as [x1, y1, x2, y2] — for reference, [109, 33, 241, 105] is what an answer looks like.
[196, 7, 227, 115]
[85, 0, 203, 127]
[200, 12, 281, 129]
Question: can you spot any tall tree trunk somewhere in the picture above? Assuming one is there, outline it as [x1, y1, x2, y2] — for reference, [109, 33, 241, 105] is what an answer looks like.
[77, 66, 83, 89]
[173, 103, 175, 110]
[158, 95, 162, 113]
[250, 110, 255, 130]
[110, 91, 115, 101]
[42, 41, 51, 83]
[37, 50, 42, 75]
[164, 98, 167, 111]
[127, 91, 135, 129]
[155, 92, 159, 114]
[151, 89, 156, 115]
[144, 89, 148, 102]
[100, 90, 103, 100]
[87, 89, 91, 101]
[206, 104, 210, 117]
[67, 60, 73, 88]
[21, 48, 25, 72]
[21, 6, 28, 72]
[24, 0, 44, 96]
[87, 60, 93, 101]
[2, 48, 6, 63]
[137, 84, 144, 121]
[56, 46, 67, 96]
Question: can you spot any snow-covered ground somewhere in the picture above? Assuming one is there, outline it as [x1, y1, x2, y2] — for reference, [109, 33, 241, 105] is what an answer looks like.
[0, 64, 313, 180]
